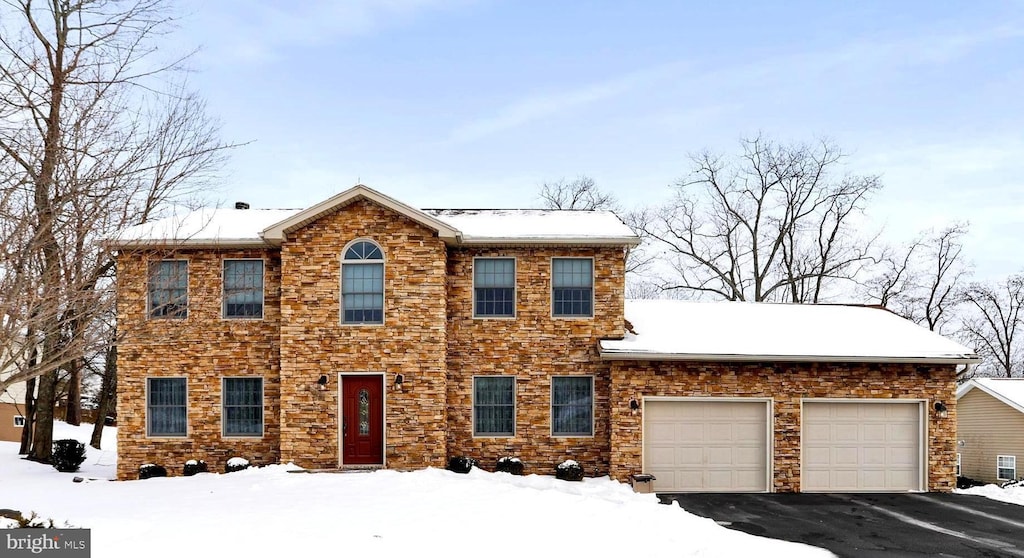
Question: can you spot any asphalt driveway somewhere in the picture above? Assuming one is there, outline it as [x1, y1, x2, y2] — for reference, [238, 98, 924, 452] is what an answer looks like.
[660, 492, 1024, 558]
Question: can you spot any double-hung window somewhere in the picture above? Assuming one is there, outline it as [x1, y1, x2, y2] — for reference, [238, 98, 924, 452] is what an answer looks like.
[552, 258, 593, 317]
[14, 416, 25, 427]
[147, 378, 187, 436]
[998, 455, 1016, 481]
[223, 260, 264, 318]
[473, 376, 515, 436]
[551, 376, 594, 436]
[474, 258, 515, 317]
[149, 260, 188, 319]
[342, 241, 384, 324]
[223, 377, 263, 437]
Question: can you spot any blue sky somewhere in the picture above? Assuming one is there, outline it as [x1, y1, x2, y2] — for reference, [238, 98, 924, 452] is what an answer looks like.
[173, 0, 1024, 279]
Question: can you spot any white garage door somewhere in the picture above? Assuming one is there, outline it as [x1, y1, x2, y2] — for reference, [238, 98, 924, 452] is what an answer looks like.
[643, 400, 769, 492]
[803, 401, 923, 492]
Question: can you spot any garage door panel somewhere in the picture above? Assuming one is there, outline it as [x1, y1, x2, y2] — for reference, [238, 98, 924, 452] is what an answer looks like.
[803, 402, 922, 492]
[644, 400, 769, 492]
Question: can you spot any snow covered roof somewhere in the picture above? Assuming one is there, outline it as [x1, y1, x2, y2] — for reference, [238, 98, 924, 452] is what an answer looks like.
[599, 300, 980, 364]
[111, 185, 640, 248]
[957, 378, 1024, 414]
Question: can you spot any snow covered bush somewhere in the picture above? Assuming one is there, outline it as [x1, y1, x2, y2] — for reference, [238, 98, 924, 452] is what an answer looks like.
[555, 459, 584, 481]
[225, 457, 250, 473]
[1002, 478, 1024, 489]
[139, 464, 167, 479]
[50, 439, 87, 473]
[183, 459, 208, 476]
[957, 476, 984, 489]
[496, 456, 524, 475]
[447, 456, 477, 474]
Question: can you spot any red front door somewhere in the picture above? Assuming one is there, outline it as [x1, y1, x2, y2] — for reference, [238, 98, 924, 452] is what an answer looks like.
[341, 375, 384, 465]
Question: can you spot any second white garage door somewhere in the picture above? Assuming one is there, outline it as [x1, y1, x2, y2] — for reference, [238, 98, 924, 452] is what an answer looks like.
[803, 401, 923, 492]
[643, 399, 769, 492]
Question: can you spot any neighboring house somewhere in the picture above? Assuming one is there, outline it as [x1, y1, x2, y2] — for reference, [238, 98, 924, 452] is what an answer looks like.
[956, 378, 1024, 484]
[0, 379, 27, 443]
[110, 185, 978, 492]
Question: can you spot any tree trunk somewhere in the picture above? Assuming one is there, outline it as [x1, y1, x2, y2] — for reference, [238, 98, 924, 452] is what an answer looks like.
[17, 376, 36, 455]
[89, 345, 117, 450]
[29, 371, 58, 462]
[64, 359, 81, 426]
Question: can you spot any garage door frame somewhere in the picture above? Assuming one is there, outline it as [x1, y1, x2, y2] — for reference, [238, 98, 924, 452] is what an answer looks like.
[642, 396, 774, 493]
[800, 398, 927, 493]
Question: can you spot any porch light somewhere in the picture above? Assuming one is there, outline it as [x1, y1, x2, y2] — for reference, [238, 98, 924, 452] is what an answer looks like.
[317, 375, 328, 389]
[629, 397, 641, 412]
[934, 401, 947, 418]
[395, 373, 404, 390]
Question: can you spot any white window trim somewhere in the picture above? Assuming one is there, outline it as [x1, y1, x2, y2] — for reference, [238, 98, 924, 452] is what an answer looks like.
[472, 256, 517, 319]
[147, 259, 189, 320]
[13, 415, 25, 427]
[472, 375, 516, 438]
[222, 258, 266, 320]
[340, 238, 386, 326]
[956, 452, 961, 477]
[549, 256, 595, 319]
[997, 455, 1016, 481]
[550, 375, 595, 438]
[221, 376, 265, 439]
[145, 376, 189, 438]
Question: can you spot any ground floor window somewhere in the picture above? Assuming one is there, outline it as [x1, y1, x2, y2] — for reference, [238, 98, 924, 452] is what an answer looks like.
[551, 376, 594, 436]
[997, 455, 1016, 481]
[473, 376, 515, 436]
[956, 453, 961, 477]
[223, 377, 264, 437]
[13, 415, 25, 427]
[147, 377, 187, 437]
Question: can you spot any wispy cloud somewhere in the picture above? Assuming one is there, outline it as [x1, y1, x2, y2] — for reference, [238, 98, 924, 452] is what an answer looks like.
[183, 0, 476, 64]
[445, 62, 690, 144]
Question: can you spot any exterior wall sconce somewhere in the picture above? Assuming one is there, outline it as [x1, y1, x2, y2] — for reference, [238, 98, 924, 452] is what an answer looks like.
[395, 373, 404, 390]
[317, 375, 328, 390]
[934, 401, 948, 418]
[629, 397, 641, 414]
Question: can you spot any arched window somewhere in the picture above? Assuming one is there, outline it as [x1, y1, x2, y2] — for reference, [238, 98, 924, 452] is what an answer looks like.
[342, 240, 384, 324]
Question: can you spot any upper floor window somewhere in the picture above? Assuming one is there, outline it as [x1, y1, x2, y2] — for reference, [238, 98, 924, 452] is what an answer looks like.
[474, 258, 515, 318]
[223, 260, 264, 319]
[149, 260, 188, 319]
[552, 258, 593, 317]
[223, 377, 264, 437]
[342, 240, 384, 324]
[147, 377, 187, 437]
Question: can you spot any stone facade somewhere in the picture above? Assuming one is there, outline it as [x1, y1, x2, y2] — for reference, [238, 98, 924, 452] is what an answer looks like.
[445, 246, 625, 475]
[608, 360, 958, 492]
[114, 193, 958, 492]
[116, 248, 282, 480]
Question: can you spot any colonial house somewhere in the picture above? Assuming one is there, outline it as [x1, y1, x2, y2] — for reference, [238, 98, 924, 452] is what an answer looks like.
[110, 185, 978, 492]
[956, 378, 1024, 484]
[0, 380, 27, 443]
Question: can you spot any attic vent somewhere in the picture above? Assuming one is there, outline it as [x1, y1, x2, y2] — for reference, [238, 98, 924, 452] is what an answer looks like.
[235, 202, 250, 210]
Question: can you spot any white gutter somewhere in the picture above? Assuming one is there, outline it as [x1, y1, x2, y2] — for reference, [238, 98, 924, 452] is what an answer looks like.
[599, 350, 981, 365]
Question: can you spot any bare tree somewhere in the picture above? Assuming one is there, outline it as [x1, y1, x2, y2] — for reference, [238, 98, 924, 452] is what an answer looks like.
[0, 0, 232, 460]
[960, 275, 1024, 378]
[633, 135, 881, 302]
[865, 224, 970, 333]
[538, 175, 619, 211]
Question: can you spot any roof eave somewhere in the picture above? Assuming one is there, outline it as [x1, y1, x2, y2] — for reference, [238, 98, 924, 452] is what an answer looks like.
[956, 381, 1024, 414]
[261, 185, 461, 243]
[458, 236, 641, 247]
[598, 349, 981, 365]
[106, 238, 274, 250]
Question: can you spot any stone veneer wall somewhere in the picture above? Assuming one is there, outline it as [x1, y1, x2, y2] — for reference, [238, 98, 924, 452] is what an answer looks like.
[277, 199, 449, 470]
[609, 361, 958, 492]
[445, 246, 627, 476]
[116, 248, 282, 479]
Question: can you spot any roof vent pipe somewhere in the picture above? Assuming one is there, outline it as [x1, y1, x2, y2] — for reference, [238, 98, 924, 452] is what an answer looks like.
[235, 202, 250, 210]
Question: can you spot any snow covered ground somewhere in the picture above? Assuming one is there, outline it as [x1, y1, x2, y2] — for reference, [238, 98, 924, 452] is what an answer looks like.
[956, 483, 1024, 506]
[0, 422, 834, 557]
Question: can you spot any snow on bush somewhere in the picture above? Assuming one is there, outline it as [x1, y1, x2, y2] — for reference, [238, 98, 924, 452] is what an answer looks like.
[496, 456, 524, 475]
[139, 464, 167, 479]
[447, 456, 477, 474]
[555, 459, 584, 481]
[226, 457, 250, 473]
[51, 439, 87, 473]
[183, 459, 208, 476]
